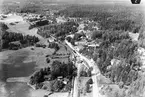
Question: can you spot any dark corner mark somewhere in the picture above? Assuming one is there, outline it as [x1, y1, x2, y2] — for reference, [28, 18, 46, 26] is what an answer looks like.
[131, 0, 141, 4]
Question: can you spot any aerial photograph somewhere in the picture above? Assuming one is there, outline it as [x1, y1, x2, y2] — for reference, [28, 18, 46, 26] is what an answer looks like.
[0, 0, 145, 97]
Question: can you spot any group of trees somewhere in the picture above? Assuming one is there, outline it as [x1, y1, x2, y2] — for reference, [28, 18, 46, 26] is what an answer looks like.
[80, 69, 92, 77]
[79, 46, 94, 58]
[73, 32, 85, 41]
[0, 23, 9, 51]
[48, 42, 59, 51]
[0, 30, 2, 51]
[66, 37, 75, 45]
[30, 67, 51, 86]
[2, 31, 39, 49]
[50, 61, 77, 79]
[56, 5, 106, 18]
[29, 20, 49, 29]
[91, 30, 139, 85]
[48, 42, 60, 54]
[0, 23, 9, 31]
[57, 5, 142, 33]
[0, 23, 39, 50]
[30, 60, 77, 91]
[37, 21, 79, 39]
[91, 30, 130, 44]
[20, 3, 42, 13]
[98, 19, 141, 32]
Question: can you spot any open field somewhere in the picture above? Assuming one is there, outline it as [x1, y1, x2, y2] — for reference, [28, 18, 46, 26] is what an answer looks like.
[0, 14, 43, 39]
[0, 44, 70, 97]
[0, 14, 23, 23]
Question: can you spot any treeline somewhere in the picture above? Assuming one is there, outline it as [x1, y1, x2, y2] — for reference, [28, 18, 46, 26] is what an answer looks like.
[57, 5, 142, 32]
[0, 23, 9, 31]
[0, 23, 9, 51]
[98, 19, 141, 32]
[30, 61, 77, 91]
[91, 30, 139, 86]
[56, 5, 110, 18]
[48, 42, 60, 54]
[91, 30, 130, 43]
[2, 1, 42, 14]
[138, 26, 145, 48]
[2, 31, 39, 49]
[37, 21, 79, 39]
[0, 30, 2, 51]
[20, 3, 42, 13]
[29, 20, 49, 30]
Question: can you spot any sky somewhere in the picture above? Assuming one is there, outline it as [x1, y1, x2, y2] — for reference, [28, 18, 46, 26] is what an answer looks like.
[54, 0, 144, 4]
[0, 0, 144, 9]
[0, 0, 144, 5]
[0, 0, 4, 13]
[55, 0, 131, 4]
[0, 0, 134, 4]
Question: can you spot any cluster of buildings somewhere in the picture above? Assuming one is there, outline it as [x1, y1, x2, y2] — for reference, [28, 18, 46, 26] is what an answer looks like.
[22, 13, 48, 25]
[22, 13, 46, 21]
[18, 12, 56, 29]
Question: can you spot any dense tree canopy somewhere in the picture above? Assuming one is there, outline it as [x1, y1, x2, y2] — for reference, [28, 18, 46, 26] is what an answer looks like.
[50, 61, 76, 79]
[85, 29, 139, 86]
[2, 31, 39, 49]
[29, 20, 49, 29]
[0, 23, 9, 31]
[38, 21, 79, 38]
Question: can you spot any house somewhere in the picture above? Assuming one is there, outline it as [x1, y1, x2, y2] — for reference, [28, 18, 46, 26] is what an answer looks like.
[88, 44, 99, 48]
[57, 76, 63, 80]
[63, 78, 69, 85]
[111, 59, 121, 66]
[48, 37, 55, 42]
[44, 75, 52, 81]
[107, 59, 121, 70]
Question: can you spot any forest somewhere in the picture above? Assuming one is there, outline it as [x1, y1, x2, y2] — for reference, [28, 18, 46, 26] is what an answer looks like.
[90, 30, 139, 86]
[29, 20, 50, 30]
[57, 5, 143, 32]
[37, 21, 79, 40]
[0, 23, 9, 51]
[0, 22, 39, 50]
[2, 31, 39, 49]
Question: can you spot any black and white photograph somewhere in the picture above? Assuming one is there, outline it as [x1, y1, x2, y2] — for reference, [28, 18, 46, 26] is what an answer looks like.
[0, 0, 145, 97]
